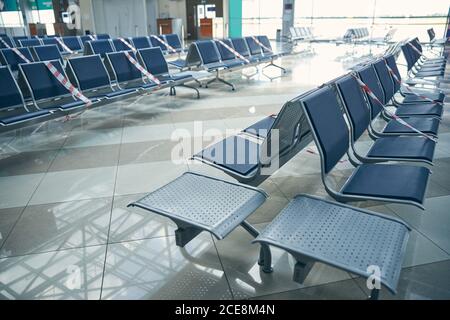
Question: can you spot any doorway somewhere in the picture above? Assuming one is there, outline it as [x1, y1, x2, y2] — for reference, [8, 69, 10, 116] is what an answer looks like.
[186, 0, 223, 40]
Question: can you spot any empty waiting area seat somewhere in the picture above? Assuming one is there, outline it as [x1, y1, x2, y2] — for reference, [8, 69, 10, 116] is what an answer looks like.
[300, 85, 431, 209]
[66, 54, 137, 99]
[0, 66, 52, 126]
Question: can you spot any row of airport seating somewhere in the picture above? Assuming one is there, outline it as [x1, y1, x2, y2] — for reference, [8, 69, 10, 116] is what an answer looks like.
[343, 27, 370, 43]
[0, 46, 205, 128]
[289, 26, 314, 43]
[0, 33, 110, 51]
[0, 34, 286, 129]
[129, 37, 447, 299]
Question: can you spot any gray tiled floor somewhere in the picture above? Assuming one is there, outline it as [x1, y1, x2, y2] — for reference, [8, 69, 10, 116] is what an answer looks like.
[0, 43, 449, 300]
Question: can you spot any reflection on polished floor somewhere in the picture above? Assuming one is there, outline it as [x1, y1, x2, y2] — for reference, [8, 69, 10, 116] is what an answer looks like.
[0, 43, 449, 300]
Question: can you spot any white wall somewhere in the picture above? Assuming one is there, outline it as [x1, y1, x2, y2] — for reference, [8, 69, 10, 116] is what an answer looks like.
[158, 0, 187, 32]
[79, 0, 189, 36]
[89, 0, 148, 37]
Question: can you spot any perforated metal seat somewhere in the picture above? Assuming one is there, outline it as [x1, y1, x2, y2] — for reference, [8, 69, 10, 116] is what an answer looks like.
[194, 135, 260, 176]
[129, 172, 267, 243]
[254, 195, 410, 294]
[243, 115, 276, 138]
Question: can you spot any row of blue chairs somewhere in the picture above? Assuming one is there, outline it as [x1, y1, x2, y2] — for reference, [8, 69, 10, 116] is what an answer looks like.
[0, 46, 203, 128]
[84, 34, 184, 58]
[0, 33, 110, 50]
[401, 37, 448, 82]
[126, 46, 445, 299]
[181, 36, 288, 89]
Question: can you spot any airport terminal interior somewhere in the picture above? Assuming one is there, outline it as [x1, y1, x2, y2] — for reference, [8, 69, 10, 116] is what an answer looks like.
[0, 0, 450, 300]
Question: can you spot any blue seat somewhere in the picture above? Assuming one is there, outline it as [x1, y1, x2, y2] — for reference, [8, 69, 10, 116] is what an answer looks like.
[130, 36, 151, 49]
[105, 51, 159, 90]
[0, 35, 14, 48]
[12, 36, 29, 47]
[372, 59, 443, 117]
[112, 38, 133, 51]
[245, 36, 270, 61]
[79, 35, 93, 47]
[149, 35, 167, 52]
[335, 74, 436, 165]
[301, 85, 430, 209]
[193, 95, 310, 181]
[194, 40, 239, 89]
[33, 45, 63, 64]
[357, 65, 440, 136]
[163, 34, 184, 52]
[0, 47, 34, 71]
[96, 34, 111, 40]
[85, 39, 115, 57]
[383, 54, 445, 104]
[41, 37, 65, 53]
[0, 66, 52, 126]
[19, 60, 92, 110]
[214, 39, 246, 68]
[62, 36, 83, 52]
[195, 135, 261, 176]
[243, 115, 276, 138]
[19, 38, 42, 48]
[67, 54, 137, 99]
[231, 38, 259, 63]
[137, 48, 198, 98]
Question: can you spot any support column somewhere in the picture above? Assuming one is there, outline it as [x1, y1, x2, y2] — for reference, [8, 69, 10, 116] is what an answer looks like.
[228, 0, 242, 38]
[17, 0, 34, 35]
[282, 0, 295, 41]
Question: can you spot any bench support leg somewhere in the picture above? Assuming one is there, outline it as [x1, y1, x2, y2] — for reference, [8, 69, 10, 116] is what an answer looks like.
[292, 260, 315, 284]
[178, 84, 201, 99]
[240, 221, 273, 273]
[175, 226, 202, 247]
[205, 71, 235, 91]
[170, 86, 176, 96]
[263, 61, 287, 74]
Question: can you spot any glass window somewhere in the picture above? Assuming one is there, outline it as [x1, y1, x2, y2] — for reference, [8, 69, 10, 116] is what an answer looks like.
[242, 0, 283, 39]
[294, 0, 448, 41]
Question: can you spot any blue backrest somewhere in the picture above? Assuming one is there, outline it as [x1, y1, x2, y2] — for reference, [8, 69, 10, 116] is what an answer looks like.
[335, 75, 371, 140]
[62, 36, 82, 51]
[0, 35, 14, 48]
[401, 44, 415, 70]
[13, 36, 28, 46]
[215, 39, 236, 61]
[0, 66, 24, 110]
[79, 35, 92, 46]
[164, 34, 182, 50]
[19, 38, 42, 48]
[384, 54, 401, 92]
[245, 37, 262, 56]
[0, 47, 34, 71]
[257, 35, 272, 54]
[195, 40, 220, 65]
[137, 47, 168, 76]
[90, 40, 115, 57]
[68, 55, 111, 90]
[356, 65, 384, 118]
[372, 59, 395, 102]
[41, 37, 64, 52]
[131, 37, 151, 49]
[97, 34, 111, 40]
[231, 38, 250, 57]
[33, 45, 63, 63]
[112, 38, 133, 51]
[149, 35, 166, 51]
[19, 60, 70, 100]
[106, 51, 142, 83]
[301, 86, 349, 174]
